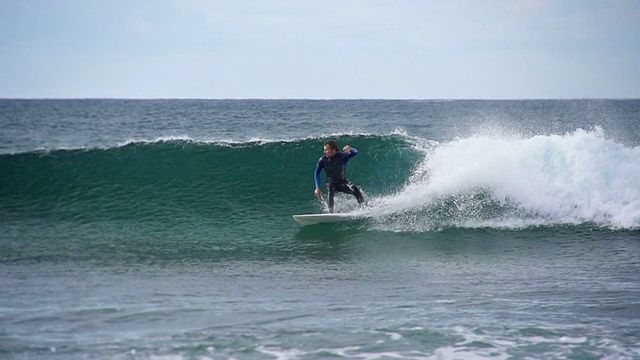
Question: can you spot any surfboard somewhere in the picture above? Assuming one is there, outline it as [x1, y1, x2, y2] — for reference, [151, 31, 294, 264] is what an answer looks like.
[292, 213, 360, 225]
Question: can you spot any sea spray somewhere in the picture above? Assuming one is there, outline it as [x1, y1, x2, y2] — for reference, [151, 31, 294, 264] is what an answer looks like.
[366, 127, 640, 230]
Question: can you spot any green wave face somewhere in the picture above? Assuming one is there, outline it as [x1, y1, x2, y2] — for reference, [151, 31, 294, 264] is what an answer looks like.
[0, 135, 421, 225]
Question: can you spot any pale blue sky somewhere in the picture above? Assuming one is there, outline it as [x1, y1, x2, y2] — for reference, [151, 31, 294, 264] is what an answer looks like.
[1, 0, 639, 99]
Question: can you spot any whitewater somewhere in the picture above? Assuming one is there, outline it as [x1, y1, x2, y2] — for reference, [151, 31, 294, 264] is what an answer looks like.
[363, 127, 640, 231]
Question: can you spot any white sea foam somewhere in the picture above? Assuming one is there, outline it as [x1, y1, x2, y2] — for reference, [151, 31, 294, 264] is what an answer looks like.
[160, 324, 638, 360]
[112, 129, 407, 149]
[365, 127, 640, 230]
[117, 135, 195, 147]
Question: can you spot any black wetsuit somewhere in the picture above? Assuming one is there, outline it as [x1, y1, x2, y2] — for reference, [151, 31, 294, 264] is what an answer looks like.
[315, 148, 364, 212]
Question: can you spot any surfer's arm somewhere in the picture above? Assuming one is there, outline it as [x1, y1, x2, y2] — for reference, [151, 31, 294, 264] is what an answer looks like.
[343, 146, 358, 161]
[314, 160, 324, 189]
[314, 161, 324, 198]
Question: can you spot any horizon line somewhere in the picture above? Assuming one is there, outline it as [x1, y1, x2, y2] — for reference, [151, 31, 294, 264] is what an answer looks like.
[1, 97, 639, 101]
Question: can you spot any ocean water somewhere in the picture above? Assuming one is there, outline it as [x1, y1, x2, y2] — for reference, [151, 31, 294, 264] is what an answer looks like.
[1, 99, 639, 359]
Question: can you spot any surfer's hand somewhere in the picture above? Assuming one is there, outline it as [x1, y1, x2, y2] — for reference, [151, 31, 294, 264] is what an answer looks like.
[314, 187, 322, 198]
[343, 145, 351, 152]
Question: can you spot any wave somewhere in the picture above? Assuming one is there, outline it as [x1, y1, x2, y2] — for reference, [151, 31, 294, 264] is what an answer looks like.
[363, 127, 640, 231]
[2, 129, 639, 231]
[0, 134, 421, 226]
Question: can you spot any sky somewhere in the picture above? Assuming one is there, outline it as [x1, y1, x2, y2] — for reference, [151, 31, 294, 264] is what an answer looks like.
[0, 0, 639, 99]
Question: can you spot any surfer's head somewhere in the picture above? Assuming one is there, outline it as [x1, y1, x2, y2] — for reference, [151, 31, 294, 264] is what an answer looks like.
[324, 140, 339, 157]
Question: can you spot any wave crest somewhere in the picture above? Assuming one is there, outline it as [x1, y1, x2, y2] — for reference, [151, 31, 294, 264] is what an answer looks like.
[364, 128, 640, 230]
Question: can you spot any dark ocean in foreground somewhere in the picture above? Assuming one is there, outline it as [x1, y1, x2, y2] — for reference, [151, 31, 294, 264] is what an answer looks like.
[1, 99, 639, 359]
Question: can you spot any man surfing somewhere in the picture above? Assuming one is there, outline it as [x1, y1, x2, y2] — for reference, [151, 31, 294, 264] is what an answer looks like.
[314, 140, 365, 213]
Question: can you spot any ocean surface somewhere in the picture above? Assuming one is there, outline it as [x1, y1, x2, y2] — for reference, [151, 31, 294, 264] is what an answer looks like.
[1, 99, 639, 359]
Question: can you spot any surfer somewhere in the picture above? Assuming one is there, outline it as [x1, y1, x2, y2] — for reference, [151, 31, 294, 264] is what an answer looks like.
[314, 140, 365, 213]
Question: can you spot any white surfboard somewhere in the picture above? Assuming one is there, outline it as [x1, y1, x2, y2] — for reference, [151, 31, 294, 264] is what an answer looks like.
[292, 213, 360, 225]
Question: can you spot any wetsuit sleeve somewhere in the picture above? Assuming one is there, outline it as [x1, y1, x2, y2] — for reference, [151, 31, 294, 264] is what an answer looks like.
[314, 158, 324, 188]
[344, 147, 358, 162]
